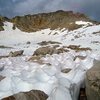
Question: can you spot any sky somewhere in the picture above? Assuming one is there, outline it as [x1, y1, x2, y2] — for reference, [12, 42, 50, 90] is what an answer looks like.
[0, 0, 100, 21]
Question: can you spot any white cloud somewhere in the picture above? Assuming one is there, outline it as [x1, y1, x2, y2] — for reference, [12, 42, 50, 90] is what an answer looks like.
[13, 0, 88, 15]
[14, 0, 47, 15]
[0, 0, 100, 21]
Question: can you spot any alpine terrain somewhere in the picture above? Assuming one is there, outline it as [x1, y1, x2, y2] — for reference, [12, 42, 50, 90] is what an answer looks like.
[0, 10, 100, 100]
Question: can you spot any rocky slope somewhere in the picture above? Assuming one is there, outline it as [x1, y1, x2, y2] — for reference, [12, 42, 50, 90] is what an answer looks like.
[0, 10, 97, 32]
[11, 10, 92, 32]
[0, 16, 9, 31]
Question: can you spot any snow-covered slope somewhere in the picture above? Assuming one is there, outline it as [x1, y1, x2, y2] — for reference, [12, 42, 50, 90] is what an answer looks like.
[0, 21, 100, 100]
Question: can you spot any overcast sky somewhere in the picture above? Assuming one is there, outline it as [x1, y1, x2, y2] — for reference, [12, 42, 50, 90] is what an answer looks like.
[0, 0, 100, 21]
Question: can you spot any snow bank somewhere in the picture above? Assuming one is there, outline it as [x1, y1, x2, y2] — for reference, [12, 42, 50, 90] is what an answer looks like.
[0, 51, 99, 99]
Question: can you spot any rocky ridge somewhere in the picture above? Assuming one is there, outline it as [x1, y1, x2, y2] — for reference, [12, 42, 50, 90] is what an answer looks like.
[11, 10, 91, 32]
[0, 10, 97, 32]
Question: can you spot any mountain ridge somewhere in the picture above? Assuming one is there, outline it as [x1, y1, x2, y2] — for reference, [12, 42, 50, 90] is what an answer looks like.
[11, 10, 91, 32]
[0, 10, 98, 32]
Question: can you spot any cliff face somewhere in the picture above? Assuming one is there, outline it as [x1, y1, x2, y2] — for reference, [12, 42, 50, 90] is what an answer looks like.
[11, 10, 90, 32]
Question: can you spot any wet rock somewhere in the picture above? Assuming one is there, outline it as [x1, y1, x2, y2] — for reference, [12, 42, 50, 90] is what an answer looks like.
[2, 90, 48, 100]
[9, 50, 24, 57]
[78, 88, 87, 100]
[61, 68, 71, 73]
[85, 60, 100, 100]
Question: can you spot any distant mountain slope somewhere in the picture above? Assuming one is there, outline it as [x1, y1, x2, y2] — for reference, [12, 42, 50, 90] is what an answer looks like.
[11, 10, 95, 32]
[0, 16, 9, 31]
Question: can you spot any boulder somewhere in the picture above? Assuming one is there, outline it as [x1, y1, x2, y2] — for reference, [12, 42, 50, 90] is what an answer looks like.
[33, 46, 54, 56]
[9, 50, 24, 57]
[2, 90, 48, 100]
[26, 41, 31, 44]
[61, 68, 71, 73]
[85, 60, 100, 100]
[33, 46, 68, 56]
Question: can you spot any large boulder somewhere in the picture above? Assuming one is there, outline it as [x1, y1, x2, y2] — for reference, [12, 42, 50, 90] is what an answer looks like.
[2, 90, 48, 100]
[33, 46, 54, 56]
[85, 60, 100, 100]
[33, 46, 68, 56]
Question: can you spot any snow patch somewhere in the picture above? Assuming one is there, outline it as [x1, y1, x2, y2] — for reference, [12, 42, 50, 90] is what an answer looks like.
[75, 21, 93, 25]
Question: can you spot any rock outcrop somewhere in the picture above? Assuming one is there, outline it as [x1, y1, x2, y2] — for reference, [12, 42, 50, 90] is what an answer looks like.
[0, 16, 4, 31]
[9, 50, 24, 57]
[11, 10, 91, 32]
[85, 60, 100, 100]
[0, 16, 9, 31]
[0, 10, 98, 32]
[2, 90, 48, 100]
[33, 46, 68, 56]
[0, 75, 5, 81]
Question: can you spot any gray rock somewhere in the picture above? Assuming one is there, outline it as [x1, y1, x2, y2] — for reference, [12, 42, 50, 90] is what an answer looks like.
[85, 60, 100, 100]
[2, 90, 48, 100]
[9, 50, 24, 57]
[33, 46, 54, 56]
[61, 68, 71, 73]
[0, 66, 4, 71]
[33, 46, 68, 56]
[0, 75, 5, 81]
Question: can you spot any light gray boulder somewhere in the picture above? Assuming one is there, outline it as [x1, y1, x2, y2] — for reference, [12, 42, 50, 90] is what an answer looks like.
[86, 60, 100, 100]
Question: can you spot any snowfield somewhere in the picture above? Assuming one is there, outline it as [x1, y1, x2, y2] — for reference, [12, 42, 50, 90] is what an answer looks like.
[0, 21, 100, 100]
